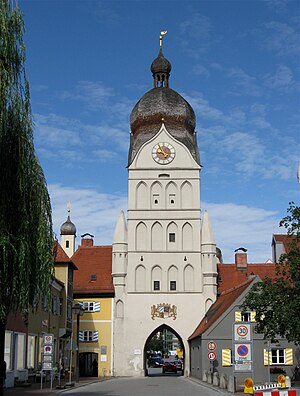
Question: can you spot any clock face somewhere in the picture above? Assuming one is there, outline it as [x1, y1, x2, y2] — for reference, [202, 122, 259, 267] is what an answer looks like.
[152, 142, 176, 164]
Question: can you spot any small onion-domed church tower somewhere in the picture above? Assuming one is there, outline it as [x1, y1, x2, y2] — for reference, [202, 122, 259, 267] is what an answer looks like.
[60, 203, 76, 258]
[112, 32, 217, 377]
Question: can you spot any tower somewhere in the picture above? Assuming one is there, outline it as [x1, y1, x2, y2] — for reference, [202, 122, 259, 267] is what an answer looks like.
[112, 35, 217, 377]
[60, 205, 76, 258]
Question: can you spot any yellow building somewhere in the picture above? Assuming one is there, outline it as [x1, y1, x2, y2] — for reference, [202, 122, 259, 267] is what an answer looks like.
[27, 242, 77, 372]
[72, 234, 114, 377]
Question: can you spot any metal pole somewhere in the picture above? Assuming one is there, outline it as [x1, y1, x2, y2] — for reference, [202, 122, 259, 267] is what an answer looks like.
[267, 341, 271, 383]
[69, 329, 73, 383]
[76, 313, 80, 382]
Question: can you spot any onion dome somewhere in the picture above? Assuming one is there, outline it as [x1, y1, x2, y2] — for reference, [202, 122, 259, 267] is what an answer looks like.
[128, 38, 199, 166]
[60, 211, 76, 236]
[151, 48, 172, 88]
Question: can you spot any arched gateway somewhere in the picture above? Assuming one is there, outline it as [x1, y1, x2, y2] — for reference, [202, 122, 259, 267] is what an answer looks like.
[144, 324, 185, 376]
[112, 35, 218, 377]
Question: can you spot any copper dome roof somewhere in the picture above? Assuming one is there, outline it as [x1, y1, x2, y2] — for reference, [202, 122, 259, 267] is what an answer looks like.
[128, 48, 199, 166]
[60, 214, 76, 236]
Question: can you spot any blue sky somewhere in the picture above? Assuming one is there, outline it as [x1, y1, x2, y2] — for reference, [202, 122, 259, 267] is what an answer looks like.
[20, 0, 299, 263]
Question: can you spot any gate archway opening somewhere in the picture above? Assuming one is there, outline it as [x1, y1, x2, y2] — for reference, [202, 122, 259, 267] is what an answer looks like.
[143, 324, 185, 377]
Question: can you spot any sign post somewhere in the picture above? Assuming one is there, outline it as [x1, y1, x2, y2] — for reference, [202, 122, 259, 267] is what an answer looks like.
[41, 334, 54, 390]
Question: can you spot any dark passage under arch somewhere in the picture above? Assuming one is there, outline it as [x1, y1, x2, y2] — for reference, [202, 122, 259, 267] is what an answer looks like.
[143, 324, 185, 376]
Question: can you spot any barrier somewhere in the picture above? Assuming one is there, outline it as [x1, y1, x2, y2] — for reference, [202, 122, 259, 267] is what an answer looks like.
[254, 383, 282, 391]
[254, 389, 297, 396]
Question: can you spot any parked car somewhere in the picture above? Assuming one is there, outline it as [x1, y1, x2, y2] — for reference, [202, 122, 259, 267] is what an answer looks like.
[148, 357, 164, 368]
[162, 361, 177, 374]
[173, 360, 183, 371]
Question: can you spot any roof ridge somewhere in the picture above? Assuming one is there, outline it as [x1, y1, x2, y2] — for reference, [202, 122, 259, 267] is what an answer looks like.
[220, 277, 255, 296]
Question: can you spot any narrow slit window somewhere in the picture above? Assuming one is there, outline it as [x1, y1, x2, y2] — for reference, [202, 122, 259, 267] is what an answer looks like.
[169, 233, 175, 242]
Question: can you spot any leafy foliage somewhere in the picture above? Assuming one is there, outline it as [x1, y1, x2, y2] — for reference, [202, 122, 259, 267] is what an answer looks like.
[0, 0, 54, 323]
[242, 202, 300, 343]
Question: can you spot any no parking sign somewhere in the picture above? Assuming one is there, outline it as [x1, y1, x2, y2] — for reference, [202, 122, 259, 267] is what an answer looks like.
[234, 343, 251, 362]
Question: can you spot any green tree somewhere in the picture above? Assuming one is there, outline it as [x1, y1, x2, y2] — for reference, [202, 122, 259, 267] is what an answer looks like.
[242, 202, 300, 344]
[0, 1, 54, 391]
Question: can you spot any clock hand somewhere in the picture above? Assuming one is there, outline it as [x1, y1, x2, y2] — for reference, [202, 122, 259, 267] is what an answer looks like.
[157, 145, 168, 158]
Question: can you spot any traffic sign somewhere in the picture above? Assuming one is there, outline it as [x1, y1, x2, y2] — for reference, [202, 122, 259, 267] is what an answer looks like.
[234, 343, 251, 362]
[234, 324, 251, 341]
[208, 351, 217, 361]
[207, 341, 217, 351]
[237, 344, 248, 357]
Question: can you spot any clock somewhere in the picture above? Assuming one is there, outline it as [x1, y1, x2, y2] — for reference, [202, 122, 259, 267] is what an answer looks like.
[152, 143, 176, 164]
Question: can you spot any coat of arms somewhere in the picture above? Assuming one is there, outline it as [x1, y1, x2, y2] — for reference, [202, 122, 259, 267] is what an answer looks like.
[151, 303, 177, 320]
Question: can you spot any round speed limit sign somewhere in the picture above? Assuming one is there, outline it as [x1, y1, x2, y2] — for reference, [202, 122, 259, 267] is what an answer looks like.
[237, 325, 249, 337]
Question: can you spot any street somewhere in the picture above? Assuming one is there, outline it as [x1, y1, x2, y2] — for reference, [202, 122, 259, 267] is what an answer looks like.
[61, 377, 228, 396]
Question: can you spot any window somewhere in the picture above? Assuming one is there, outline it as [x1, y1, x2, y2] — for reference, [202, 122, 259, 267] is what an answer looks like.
[153, 194, 159, 204]
[169, 233, 175, 242]
[59, 298, 63, 315]
[169, 194, 175, 205]
[4, 332, 12, 370]
[170, 281, 176, 290]
[66, 240, 69, 248]
[81, 301, 100, 312]
[153, 281, 160, 291]
[79, 330, 98, 342]
[271, 349, 285, 364]
[241, 312, 251, 322]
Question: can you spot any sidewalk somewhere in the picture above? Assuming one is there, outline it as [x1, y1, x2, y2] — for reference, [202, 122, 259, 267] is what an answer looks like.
[4, 376, 107, 396]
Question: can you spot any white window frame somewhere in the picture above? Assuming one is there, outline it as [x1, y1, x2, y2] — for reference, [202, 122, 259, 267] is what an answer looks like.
[80, 301, 100, 312]
[79, 330, 98, 342]
[271, 348, 285, 365]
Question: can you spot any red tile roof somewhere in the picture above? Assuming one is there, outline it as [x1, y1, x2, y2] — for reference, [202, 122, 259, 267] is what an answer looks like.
[189, 278, 255, 340]
[54, 241, 71, 262]
[72, 245, 113, 294]
[218, 263, 277, 293]
[273, 234, 300, 253]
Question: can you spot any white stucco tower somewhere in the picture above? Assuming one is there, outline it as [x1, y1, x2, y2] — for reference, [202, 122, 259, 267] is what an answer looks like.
[112, 38, 218, 377]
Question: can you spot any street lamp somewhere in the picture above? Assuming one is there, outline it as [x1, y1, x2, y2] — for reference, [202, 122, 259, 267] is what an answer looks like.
[72, 303, 85, 382]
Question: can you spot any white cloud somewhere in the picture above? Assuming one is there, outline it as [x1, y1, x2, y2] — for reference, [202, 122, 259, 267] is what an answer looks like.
[49, 184, 127, 246]
[203, 202, 281, 263]
[191, 65, 210, 77]
[262, 21, 300, 57]
[61, 81, 114, 110]
[264, 64, 295, 91]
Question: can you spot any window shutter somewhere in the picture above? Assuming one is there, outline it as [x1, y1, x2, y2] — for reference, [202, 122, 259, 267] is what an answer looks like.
[92, 331, 99, 342]
[250, 311, 256, 322]
[285, 348, 293, 365]
[222, 349, 232, 366]
[79, 331, 84, 342]
[235, 311, 242, 322]
[94, 302, 100, 312]
[264, 349, 271, 366]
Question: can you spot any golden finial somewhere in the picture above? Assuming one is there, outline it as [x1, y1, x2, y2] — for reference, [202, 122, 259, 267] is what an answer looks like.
[159, 31, 167, 49]
[67, 202, 72, 214]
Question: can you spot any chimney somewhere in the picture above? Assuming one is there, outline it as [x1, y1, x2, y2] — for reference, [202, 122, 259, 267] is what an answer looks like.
[234, 247, 248, 271]
[81, 233, 94, 247]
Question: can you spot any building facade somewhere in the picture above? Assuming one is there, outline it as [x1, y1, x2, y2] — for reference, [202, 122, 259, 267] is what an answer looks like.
[112, 41, 218, 377]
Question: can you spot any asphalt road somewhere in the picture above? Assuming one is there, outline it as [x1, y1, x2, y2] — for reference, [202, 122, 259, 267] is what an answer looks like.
[62, 376, 228, 396]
